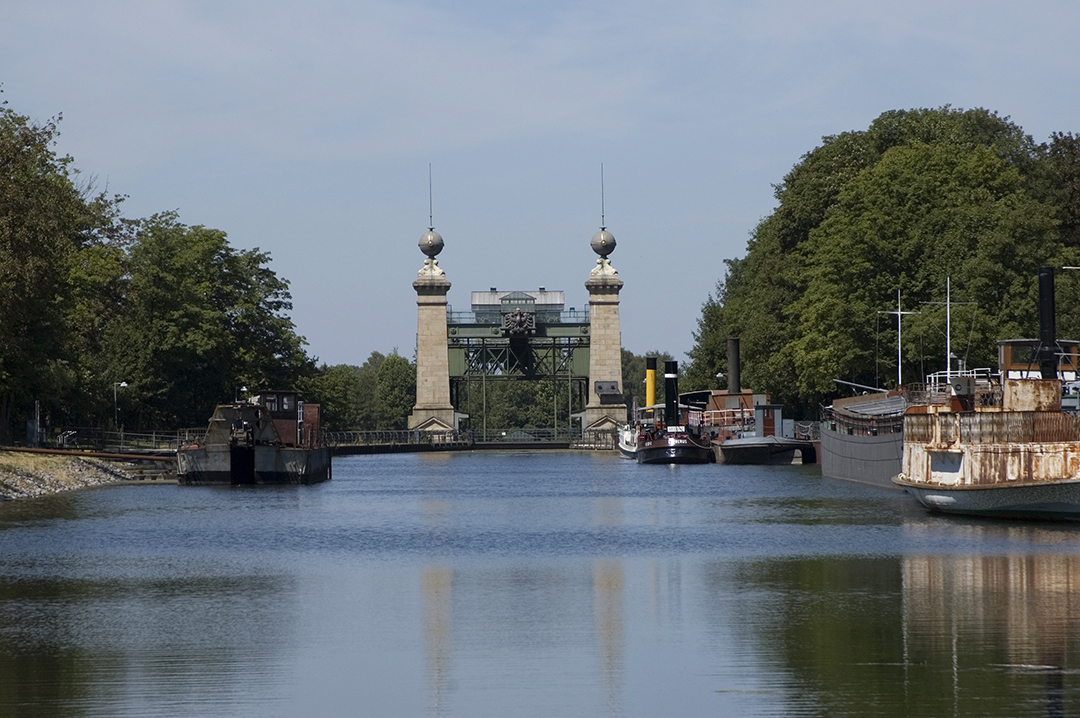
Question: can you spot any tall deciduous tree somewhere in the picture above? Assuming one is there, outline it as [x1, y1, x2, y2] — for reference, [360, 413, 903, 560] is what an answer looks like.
[302, 351, 388, 431]
[374, 353, 416, 430]
[0, 98, 316, 438]
[82, 212, 314, 428]
[0, 103, 120, 442]
[688, 107, 1071, 416]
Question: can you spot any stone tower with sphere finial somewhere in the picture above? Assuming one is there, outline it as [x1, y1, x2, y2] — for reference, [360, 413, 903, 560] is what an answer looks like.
[584, 219, 626, 430]
[408, 222, 456, 430]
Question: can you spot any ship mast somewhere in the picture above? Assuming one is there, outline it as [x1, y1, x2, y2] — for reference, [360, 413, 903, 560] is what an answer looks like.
[881, 290, 917, 388]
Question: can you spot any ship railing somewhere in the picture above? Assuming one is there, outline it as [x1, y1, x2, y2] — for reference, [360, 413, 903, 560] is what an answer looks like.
[903, 383, 1003, 408]
[702, 409, 756, 430]
[923, 367, 998, 385]
[902, 383, 952, 406]
[820, 407, 904, 437]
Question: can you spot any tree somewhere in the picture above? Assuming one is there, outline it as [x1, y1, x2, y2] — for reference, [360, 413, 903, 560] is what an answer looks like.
[374, 353, 415, 430]
[0, 97, 317, 439]
[84, 212, 314, 428]
[688, 107, 1070, 416]
[302, 351, 387, 431]
[0, 102, 120, 442]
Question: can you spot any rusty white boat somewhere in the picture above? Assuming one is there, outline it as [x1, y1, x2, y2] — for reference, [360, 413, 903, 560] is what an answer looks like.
[892, 377, 1080, 519]
[893, 268, 1080, 519]
[177, 390, 331, 485]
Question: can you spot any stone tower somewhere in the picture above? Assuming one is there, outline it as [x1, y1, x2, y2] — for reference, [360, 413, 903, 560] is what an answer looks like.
[408, 227, 456, 430]
[584, 227, 626, 429]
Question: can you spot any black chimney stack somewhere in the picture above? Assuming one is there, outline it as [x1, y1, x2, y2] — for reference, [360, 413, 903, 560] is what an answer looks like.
[1039, 266, 1057, 380]
[727, 338, 741, 394]
[664, 360, 679, 427]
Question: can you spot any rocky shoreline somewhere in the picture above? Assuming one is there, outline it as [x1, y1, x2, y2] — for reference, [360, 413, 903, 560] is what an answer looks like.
[0, 451, 137, 500]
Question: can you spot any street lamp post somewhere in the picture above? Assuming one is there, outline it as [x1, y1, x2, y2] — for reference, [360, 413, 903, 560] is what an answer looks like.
[114, 381, 128, 429]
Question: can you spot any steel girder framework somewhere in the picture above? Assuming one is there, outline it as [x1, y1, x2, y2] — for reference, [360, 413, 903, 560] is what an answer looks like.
[447, 332, 591, 437]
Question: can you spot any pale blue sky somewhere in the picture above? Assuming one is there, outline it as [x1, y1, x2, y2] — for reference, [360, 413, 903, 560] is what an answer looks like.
[4, 0, 1079, 367]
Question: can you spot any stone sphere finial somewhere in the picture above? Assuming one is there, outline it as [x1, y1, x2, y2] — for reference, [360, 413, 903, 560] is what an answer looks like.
[420, 228, 444, 258]
[591, 229, 615, 258]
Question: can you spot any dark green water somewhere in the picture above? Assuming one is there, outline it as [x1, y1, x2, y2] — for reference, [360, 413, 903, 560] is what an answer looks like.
[2, 451, 1080, 717]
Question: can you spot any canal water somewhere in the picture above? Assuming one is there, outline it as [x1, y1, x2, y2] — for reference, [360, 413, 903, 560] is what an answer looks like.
[2, 451, 1080, 717]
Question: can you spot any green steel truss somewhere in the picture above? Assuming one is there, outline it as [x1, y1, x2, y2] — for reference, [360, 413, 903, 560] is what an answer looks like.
[447, 312, 591, 435]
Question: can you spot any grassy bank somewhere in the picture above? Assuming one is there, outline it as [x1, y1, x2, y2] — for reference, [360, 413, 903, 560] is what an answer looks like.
[0, 451, 134, 500]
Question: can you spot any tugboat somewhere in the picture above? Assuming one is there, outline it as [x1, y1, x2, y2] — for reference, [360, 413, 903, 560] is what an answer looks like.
[635, 360, 714, 464]
[177, 390, 331, 485]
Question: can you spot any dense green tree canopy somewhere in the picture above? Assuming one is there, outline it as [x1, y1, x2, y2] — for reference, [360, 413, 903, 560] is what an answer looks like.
[687, 107, 1078, 417]
[374, 353, 416, 430]
[86, 213, 315, 428]
[0, 100, 315, 437]
[300, 352, 388, 431]
[0, 102, 121, 441]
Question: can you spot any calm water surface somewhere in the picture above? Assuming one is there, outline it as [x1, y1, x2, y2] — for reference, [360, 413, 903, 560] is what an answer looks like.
[3, 451, 1080, 717]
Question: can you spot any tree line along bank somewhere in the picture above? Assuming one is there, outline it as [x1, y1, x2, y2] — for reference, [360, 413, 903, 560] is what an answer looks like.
[5, 102, 1077, 439]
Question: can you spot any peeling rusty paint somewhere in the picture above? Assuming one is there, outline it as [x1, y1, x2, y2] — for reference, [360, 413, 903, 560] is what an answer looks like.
[902, 408, 1080, 487]
[1003, 379, 1061, 411]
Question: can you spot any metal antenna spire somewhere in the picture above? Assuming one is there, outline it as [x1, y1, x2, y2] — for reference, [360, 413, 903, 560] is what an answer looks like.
[428, 163, 434, 230]
[600, 163, 606, 230]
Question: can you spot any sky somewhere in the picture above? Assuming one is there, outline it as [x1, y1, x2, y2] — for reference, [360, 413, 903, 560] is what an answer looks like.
[4, 0, 1080, 368]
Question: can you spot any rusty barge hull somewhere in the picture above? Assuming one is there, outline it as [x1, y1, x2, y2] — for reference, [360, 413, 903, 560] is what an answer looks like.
[177, 445, 331, 485]
[176, 399, 331, 486]
[714, 435, 815, 465]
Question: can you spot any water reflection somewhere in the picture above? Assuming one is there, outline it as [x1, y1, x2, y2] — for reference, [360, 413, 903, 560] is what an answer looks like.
[593, 559, 624, 716]
[423, 566, 453, 717]
[902, 549, 1080, 718]
[0, 571, 296, 718]
[7, 454, 1080, 717]
[727, 521, 1080, 717]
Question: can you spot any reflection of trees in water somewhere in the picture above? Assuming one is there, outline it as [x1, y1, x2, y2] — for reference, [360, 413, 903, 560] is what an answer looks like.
[715, 549, 1080, 717]
[0, 572, 294, 718]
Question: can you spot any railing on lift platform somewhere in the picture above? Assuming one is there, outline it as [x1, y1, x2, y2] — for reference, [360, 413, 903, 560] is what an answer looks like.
[323, 427, 616, 448]
[323, 430, 471, 447]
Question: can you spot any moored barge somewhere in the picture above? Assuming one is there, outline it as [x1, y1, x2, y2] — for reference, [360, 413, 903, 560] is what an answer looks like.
[178, 390, 331, 485]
